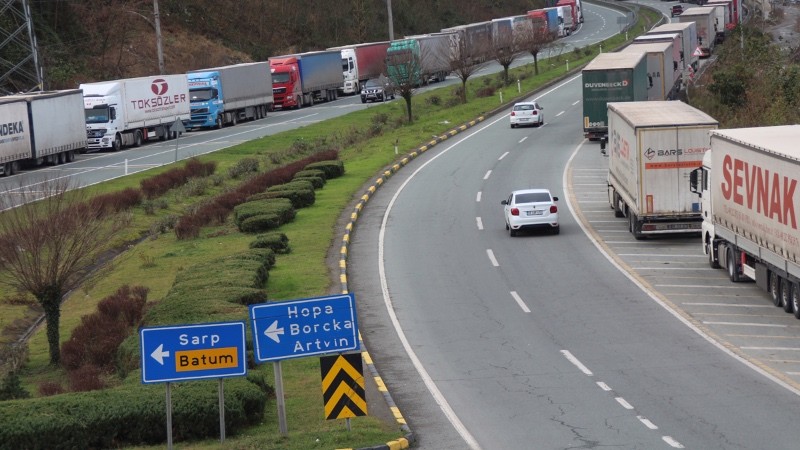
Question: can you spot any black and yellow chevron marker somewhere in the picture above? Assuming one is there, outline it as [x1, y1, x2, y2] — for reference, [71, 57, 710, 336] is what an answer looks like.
[320, 353, 367, 420]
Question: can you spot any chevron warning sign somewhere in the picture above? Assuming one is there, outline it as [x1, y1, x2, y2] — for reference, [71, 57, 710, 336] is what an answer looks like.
[320, 353, 367, 420]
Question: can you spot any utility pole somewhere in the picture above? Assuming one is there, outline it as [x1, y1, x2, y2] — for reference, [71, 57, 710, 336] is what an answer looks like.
[0, 0, 44, 93]
[153, 0, 165, 74]
[387, 0, 394, 41]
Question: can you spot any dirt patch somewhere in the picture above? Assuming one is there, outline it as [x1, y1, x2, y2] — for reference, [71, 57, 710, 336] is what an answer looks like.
[766, 4, 800, 50]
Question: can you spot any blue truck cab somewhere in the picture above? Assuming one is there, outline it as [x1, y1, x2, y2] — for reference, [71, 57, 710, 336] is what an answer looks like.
[187, 71, 224, 129]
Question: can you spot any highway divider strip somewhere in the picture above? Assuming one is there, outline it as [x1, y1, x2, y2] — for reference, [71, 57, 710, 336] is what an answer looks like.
[338, 116, 485, 450]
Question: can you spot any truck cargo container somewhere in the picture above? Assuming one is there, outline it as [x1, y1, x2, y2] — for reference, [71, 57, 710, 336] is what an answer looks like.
[387, 34, 452, 86]
[441, 21, 493, 63]
[705, 0, 732, 42]
[492, 15, 534, 51]
[186, 62, 273, 129]
[581, 52, 648, 141]
[622, 41, 679, 100]
[690, 126, 800, 318]
[540, 7, 565, 37]
[607, 100, 717, 239]
[679, 6, 719, 49]
[559, 5, 575, 35]
[81, 75, 190, 151]
[0, 90, 86, 175]
[327, 41, 390, 95]
[269, 50, 342, 109]
[526, 10, 551, 37]
[557, 0, 581, 28]
[648, 22, 699, 70]
[634, 33, 683, 74]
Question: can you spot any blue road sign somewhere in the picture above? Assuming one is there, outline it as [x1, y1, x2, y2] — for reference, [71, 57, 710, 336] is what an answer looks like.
[140, 321, 247, 384]
[250, 293, 359, 363]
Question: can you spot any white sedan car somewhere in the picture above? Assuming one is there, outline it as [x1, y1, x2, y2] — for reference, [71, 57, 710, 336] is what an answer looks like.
[509, 101, 544, 128]
[501, 189, 560, 236]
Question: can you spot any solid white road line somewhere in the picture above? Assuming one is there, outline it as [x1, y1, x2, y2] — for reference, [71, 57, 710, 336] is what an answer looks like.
[560, 350, 593, 376]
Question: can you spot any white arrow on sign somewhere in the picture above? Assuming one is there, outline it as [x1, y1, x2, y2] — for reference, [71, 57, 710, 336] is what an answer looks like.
[151, 344, 170, 365]
[264, 320, 285, 343]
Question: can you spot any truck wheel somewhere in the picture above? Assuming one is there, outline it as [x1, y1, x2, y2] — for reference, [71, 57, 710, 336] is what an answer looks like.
[216, 117, 223, 129]
[782, 279, 794, 313]
[629, 213, 644, 240]
[792, 283, 800, 319]
[113, 134, 122, 152]
[727, 248, 740, 282]
[770, 272, 781, 307]
[231, 114, 238, 126]
[134, 130, 143, 147]
[613, 193, 624, 218]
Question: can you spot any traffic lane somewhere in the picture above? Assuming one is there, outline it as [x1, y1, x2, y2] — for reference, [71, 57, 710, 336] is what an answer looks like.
[377, 119, 667, 448]
[572, 139, 800, 385]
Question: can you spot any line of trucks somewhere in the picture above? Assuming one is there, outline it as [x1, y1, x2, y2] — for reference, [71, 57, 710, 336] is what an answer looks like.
[603, 99, 800, 320]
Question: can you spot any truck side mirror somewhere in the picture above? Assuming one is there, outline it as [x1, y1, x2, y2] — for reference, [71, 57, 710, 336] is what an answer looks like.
[689, 168, 701, 196]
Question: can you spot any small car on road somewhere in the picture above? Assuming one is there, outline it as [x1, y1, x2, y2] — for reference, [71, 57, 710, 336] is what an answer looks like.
[360, 76, 395, 103]
[509, 101, 544, 128]
[501, 189, 560, 236]
[671, 4, 683, 17]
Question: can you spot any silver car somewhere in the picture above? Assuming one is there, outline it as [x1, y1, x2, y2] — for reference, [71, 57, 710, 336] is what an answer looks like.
[501, 188, 560, 236]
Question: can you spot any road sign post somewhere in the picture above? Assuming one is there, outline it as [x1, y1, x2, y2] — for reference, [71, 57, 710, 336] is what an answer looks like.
[250, 294, 359, 435]
[170, 119, 186, 162]
[140, 321, 247, 445]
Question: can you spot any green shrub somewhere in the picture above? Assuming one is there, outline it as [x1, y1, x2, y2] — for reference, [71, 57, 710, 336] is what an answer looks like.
[292, 175, 325, 189]
[293, 169, 326, 180]
[239, 213, 282, 233]
[227, 157, 260, 179]
[267, 179, 315, 192]
[233, 198, 294, 227]
[0, 378, 267, 449]
[304, 160, 344, 179]
[248, 189, 315, 209]
[249, 232, 290, 254]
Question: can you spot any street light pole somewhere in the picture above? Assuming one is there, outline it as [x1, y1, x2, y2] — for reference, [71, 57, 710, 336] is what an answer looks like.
[387, 0, 394, 41]
[153, 0, 165, 74]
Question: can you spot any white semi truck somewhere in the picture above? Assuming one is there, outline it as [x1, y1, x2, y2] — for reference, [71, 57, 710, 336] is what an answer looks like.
[80, 75, 190, 151]
[0, 90, 87, 176]
[606, 100, 717, 239]
[690, 126, 800, 318]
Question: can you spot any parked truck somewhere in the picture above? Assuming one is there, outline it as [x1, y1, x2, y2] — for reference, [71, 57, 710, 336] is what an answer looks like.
[679, 6, 719, 49]
[648, 22, 699, 71]
[441, 21, 493, 64]
[327, 41, 390, 95]
[269, 50, 342, 109]
[634, 33, 683, 73]
[582, 52, 648, 141]
[607, 100, 718, 239]
[558, 5, 575, 35]
[186, 62, 273, 130]
[540, 7, 565, 37]
[557, 0, 581, 29]
[622, 41, 680, 100]
[81, 74, 190, 151]
[386, 34, 452, 87]
[690, 125, 800, 318]
[0, 90, 86, 175]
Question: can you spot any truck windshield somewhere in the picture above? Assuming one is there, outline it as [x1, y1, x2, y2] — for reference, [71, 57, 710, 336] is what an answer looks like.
[272, 73, 290, 83]
[85, 107, 109, 124]
[341, 59, 348, 71]
[190, 88, 216, 102]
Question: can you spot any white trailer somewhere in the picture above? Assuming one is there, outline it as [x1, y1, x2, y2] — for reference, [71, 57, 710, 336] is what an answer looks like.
[606, 100, 718, 239]
[691, 126, 800, 318]
[81, 74, 190, 151]
[679, 6, 719, 49]
[649, 22, 699, 70]
[622, 41, 679, 100]
[0, 90, 86, 176]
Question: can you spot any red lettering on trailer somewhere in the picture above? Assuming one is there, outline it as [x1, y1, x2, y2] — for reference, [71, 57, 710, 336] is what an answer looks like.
[720, 154, 798, 229]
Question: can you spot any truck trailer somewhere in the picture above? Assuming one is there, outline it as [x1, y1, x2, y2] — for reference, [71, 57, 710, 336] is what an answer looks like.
[690, 126, 800, 318]
[582, 52, 648, 141]
[648, 22, 699, 71]
[0, 90, 87, 175]
[387, 34, 452, 87]
[440, 21, 493, 64]
[607, 100, 718, 239]
[327, 41, 390, 95]
[187, 62, 273, 129]
[622, 41, 680, 100]
[679, 6, 719, 49]
[81, 75, 190, 151]
[269, 50, 342, 109]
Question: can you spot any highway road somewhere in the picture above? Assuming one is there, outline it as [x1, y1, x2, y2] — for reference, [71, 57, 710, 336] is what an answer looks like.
[347, 3, 800, 450]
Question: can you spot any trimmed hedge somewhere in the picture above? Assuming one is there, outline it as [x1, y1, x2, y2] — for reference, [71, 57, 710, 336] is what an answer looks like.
[266, 179, 315, 193]
[0, 377, 267, 449]
[293, 169, 326, 180]
[233, 198, 295, 228]
[249, 232, 290, 254]
[293, 175, 325, 189]
[248, 189, 315, 209]
[304, 160, 344, 179]
[239, 213, 281, 233]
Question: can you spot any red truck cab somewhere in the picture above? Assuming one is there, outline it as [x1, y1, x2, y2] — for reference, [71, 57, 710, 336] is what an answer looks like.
[270, 58, 301, 109]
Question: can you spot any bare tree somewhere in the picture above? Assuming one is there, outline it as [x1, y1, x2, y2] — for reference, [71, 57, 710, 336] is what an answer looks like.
[492, 24, 523, 84]
[518, 25, 555, 76]
[0, 179, 128, 365]
[448, 33, 490, 104]
[386, 43, 425, 123]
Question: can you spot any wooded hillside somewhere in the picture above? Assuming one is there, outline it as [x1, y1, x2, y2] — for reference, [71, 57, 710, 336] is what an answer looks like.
[30, 0, 544, 89]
